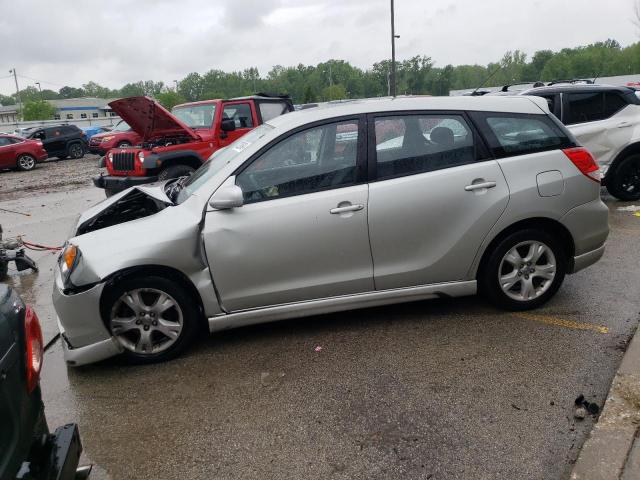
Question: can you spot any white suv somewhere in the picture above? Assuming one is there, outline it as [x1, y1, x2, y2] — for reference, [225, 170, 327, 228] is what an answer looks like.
[521, 84, 640, 200]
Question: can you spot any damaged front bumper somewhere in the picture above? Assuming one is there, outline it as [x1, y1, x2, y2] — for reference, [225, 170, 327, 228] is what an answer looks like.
[93, 173, 158, 193]
[52, 269, 122, 366]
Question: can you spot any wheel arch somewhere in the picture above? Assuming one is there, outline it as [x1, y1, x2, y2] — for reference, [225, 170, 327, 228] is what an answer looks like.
[144, 150, 203, 172]
[99, 264, 207, 329]
[475, 217, 575, 279]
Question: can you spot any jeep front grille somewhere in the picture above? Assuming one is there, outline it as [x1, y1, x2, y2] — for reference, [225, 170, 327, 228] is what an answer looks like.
[112, 152, 135, 171]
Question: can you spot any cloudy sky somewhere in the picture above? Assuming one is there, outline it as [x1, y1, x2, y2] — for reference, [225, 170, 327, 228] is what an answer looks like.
[0, 0, 637, 95]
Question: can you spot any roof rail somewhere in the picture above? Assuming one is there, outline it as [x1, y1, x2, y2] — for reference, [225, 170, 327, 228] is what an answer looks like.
[547, 78, 595, 86]
[500, 81, 546, 92]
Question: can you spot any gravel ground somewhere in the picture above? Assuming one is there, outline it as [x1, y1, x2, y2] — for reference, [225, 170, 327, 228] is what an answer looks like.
[0, 155, 103, 201]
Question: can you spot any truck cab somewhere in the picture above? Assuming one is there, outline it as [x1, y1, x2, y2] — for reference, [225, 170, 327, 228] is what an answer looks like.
[94, 94, 294, 196]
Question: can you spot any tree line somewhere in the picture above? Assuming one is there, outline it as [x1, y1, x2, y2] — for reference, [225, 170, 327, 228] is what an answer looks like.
[3, 39, 639, 120]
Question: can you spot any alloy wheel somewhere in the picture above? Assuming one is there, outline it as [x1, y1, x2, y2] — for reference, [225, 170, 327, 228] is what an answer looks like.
[18, 155, 35, 170]
[498, 240, 556, 302]
[70, 144, 83, 158]
[110, 288, 184, 355]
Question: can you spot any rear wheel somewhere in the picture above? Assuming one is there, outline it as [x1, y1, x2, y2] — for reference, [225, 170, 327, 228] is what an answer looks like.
[68, 142, 84, 159]
[158, 164, 195, 181]
[606, 154, 640, 201]
[479, 229, 566, 311]
[16, 154, 36, 171]
[102, 275, 200, 364]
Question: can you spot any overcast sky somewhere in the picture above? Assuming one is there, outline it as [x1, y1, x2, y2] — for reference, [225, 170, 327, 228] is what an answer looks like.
[0, 0, 638, 95]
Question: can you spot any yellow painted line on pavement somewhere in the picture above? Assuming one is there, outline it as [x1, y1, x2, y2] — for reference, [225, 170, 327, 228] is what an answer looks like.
[514, 312, 609, 334]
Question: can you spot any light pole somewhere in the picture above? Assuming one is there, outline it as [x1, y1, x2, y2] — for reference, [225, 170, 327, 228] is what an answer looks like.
[174, 79, 178, 92]
[9, 68, 21, 116]
[35, 82, 42, 101]
[390, 0, 400, 97]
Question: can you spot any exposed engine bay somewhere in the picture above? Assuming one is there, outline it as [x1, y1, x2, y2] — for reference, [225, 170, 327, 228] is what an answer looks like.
[141, 135, 195, 150]
[76, 189, 169, 235]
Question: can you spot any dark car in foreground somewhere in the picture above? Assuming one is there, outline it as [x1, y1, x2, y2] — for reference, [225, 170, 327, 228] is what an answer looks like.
[0, 284, 91, 479]
[26, 125, 87, 160]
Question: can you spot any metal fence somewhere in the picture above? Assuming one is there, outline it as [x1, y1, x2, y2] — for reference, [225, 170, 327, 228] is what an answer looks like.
[0, 116, 123, 134]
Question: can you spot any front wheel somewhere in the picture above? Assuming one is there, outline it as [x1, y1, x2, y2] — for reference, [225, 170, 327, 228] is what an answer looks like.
[479, 229, 566, 311]
[606, 154, 640, 201]
[16, 154, 36, 171]
[158, 164, 195, 181]
[102, 276, 200, 364]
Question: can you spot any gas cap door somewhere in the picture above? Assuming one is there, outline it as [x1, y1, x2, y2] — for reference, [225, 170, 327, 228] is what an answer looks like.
[536, 170, 564, 197]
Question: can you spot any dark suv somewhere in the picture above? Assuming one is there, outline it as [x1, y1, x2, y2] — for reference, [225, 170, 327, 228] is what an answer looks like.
[0, 284, 91, 479]
[26, 125, 87, 160]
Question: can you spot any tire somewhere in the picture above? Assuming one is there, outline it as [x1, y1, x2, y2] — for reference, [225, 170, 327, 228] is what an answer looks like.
[0, 259, 7, 281]
[606, 154, 640, 201]
[479, 229, 566, 311]
[67, 142, 84, 159]
[117, 141, 131, 148]
[158, 164, 195, 181]
[16, 154, 36, 171]
[104, 189, 116, 198]
[102, 275, 200, 364]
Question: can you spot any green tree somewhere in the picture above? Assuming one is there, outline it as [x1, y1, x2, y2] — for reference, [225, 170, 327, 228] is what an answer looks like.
[21, 100, 56, 120]
[322, 84, 347, 101]
[59, 86, 85, 98]
[303, 85, 316, 103]
[156, 90, 186, 110]
[0, 94, 15, 106]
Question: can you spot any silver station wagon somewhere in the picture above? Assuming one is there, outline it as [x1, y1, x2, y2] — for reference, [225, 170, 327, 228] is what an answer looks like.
[53, 96, 609, 365]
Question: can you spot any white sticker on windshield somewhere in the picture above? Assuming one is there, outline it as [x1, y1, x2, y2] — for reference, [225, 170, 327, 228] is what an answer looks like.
[232, 140, 251, 152]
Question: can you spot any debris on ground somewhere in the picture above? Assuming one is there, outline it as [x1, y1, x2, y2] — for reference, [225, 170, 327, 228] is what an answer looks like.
[573, 394, 600, 420]
[574, 407, 587, 420]
[314, 346, 323, 352]
[616, 205, 640, 212]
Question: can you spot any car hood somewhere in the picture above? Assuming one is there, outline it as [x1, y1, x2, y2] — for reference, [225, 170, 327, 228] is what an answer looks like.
[108, 96, 199, 142]
[91, 130, 119, 140]
[75, 181, 174, 236]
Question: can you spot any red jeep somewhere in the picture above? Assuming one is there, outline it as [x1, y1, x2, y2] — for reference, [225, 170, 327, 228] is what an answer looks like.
[93, 94, 294, 196]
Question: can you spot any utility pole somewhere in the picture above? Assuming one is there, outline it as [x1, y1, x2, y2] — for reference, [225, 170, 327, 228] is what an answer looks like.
[35, 82, 42, 101]
[173, 79, 178, 92]
[390, 0, 399, 97]
[9, 68, 21, 116]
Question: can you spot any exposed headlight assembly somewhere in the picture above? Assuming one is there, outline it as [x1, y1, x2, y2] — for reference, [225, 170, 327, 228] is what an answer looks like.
[60, 243, 81, 287]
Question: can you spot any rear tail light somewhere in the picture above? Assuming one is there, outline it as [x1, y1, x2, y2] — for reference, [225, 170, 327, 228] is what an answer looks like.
[563, 147, 601, 183]
[24, 305, 44, 393]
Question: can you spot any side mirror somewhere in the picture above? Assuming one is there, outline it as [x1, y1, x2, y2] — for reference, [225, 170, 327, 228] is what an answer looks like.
[209, 185, 244, 210]
[220, 119, 236, 132]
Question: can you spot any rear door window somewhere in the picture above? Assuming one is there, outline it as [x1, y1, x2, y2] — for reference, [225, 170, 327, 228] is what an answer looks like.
[373, 114, 476, 180]
[565, 92, 606, 124]
[603, 92, 628, 118]
[471, 112, 573, 157]
[222, 103, 254, 129]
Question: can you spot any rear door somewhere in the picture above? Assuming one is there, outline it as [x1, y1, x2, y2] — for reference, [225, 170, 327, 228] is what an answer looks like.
[563, 90, 633, 166]
[366, 112, 509, 290]
[44, 127, 65, 156]
[218, 101, 257, 148]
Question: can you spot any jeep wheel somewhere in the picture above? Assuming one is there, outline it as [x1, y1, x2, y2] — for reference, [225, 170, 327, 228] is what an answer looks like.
[103, 275, 200, 364]
[68, 143, 85, 159]
[16, 154, 36, 171]
[158, 164, 195, 181]
[104, 188, 116, 198]
[606, 154, 640, 201]
[479, 229, 566, 311]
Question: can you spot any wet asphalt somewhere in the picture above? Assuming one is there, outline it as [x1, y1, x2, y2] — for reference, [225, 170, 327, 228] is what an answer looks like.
[1, 185, 639, 480]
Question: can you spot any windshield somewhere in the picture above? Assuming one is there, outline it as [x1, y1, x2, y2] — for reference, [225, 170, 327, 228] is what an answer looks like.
[175, 123, 274, 204]
[112, 120, 131, 132]
[172, 104, 217, 129]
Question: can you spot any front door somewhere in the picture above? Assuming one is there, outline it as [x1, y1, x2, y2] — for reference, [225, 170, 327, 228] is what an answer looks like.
[366, 112, 510, 290]
[203, 118, 373, 311]
[218, 101, 257, 148]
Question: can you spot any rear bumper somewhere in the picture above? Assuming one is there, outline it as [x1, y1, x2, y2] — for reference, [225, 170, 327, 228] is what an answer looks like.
[570, 244, 606, 274]
[93, 173, 158, 192]
[37, 152, 48, 161]
[561, 198, 609, 274]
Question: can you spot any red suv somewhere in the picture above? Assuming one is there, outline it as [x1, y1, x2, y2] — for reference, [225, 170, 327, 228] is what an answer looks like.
[93, 94, 294, 196]
[0, 134, 48, 171]
[88, 120, 142, 155]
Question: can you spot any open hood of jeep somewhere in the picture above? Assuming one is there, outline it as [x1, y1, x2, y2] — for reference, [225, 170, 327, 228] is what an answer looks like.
[108, 96, 199, 142]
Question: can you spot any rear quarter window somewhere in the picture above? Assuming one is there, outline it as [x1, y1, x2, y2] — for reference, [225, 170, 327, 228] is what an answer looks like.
[470, 112, 574, 158]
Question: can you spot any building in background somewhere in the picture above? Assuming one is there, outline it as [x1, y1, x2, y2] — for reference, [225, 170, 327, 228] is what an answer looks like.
[0, 105, 18, 124]
[0, 97, 118, 124]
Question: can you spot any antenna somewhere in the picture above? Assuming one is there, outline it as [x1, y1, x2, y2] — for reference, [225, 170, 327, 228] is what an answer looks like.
[471, 66, 502, 96]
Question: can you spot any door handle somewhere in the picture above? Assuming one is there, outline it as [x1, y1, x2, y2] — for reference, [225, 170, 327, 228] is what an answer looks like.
[330, 204, 364, 214]
[464, 181, 497, 191]
[617, 121, 632, 129]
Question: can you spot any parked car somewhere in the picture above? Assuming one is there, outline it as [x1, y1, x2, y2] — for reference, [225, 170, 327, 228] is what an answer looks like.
[0, 284, 91, 479]
[53, 96, 608, 366]
[25, 125, 87, 160]
[88, 120, 141, 156]
[0, 133, 48, 171]
[508, 84, 640, 201]
[81, 125, 111, 140]
[93, 94, 295, 196]
[13, 126, 38, 137]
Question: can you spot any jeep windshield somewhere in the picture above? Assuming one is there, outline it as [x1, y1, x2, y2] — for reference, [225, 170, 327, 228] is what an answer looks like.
[173, 123, 274, 204]
[172, 104, 217, 129]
